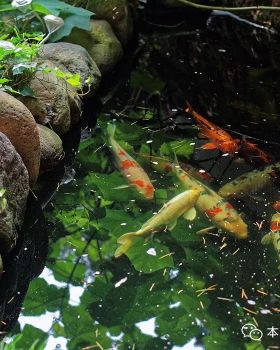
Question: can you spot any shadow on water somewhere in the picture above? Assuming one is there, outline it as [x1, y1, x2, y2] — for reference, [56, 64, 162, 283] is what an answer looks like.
[1, 4, 280, 350]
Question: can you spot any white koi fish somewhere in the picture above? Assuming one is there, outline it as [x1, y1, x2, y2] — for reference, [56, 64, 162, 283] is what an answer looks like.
[115, 189, 201, 257]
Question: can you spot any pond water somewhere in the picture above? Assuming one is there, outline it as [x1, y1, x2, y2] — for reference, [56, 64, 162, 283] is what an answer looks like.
[1, 6, 280, 350]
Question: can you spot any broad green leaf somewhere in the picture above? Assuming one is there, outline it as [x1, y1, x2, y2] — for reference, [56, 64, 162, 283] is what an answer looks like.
[126, 237, 174, 273]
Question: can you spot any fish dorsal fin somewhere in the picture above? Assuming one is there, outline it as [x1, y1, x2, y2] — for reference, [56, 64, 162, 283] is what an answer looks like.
[261, 233, 272, 245]
[196, 226, 216, 235]
[183, 207, 197, 221]
[167, 219, 177, 231]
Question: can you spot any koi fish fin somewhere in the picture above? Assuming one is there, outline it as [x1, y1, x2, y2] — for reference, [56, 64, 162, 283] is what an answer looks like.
[107, 123, 117, 139]
[201, 142, 218, 150]
[261, 233, 272, 245]
[196, 226, 216, 235]
[167, 219, 177, 231]
[183, 207, 197, 221]
[113, 184, 131, 190]
[185, 100, 194, 114]
[198, 132, 208, 139]
[115, 232, 138, 258]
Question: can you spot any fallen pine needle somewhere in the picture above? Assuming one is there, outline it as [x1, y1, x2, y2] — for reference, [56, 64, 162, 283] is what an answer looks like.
[149, 283, 155, 291]
[232, 248, 240, 255]
[159, 252, 175, 259]
[200, 301, 204, 309]
[257, 289, 268, 296]
[217, 297, 234, 302]
[241, 288, 248, 299]
[243, 307, 258, 315]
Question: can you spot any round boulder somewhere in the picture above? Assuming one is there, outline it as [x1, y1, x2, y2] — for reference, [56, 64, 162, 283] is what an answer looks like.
[66, 20, 123, 74]
[40, 43, 101, 97]
[0, 132, 29, 254]
[37, 124, 64, 173]
[0, 92, 40, 187]
[19, 61, 82, 135]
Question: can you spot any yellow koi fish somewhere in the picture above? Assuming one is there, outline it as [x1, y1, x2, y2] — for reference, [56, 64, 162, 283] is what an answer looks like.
[115, 189, 201, 257]
[172, 164, 248, 239]
[261, 209, 280, 270]
[218, 162, 280, 199]
[107, 124, 155, 200]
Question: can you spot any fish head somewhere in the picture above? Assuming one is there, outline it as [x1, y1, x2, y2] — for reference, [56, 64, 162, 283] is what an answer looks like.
[222, 215, 248, 239]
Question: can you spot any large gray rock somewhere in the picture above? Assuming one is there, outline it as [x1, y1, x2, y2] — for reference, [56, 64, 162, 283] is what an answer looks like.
[40, 43, 101, 97]
[37, 124, 64, 173]
[66, 20, 123, 74]
[19, 61, 82, 135]
[0, 132, 29, 255]
[86, 0, 134, 45]
[0, 92, 40, 187]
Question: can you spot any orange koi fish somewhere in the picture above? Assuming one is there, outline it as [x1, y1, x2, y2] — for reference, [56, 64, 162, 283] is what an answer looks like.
[172, 163, 248, 239]
[107, 124, 155, 200]
[239, 140, 272, 165]
[185, 102, 240, 154]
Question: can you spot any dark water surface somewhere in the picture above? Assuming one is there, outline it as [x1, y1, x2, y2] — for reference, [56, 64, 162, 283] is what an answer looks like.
[1, 6, 280, 350]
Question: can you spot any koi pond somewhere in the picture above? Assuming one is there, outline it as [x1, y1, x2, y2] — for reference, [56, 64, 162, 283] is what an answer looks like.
[1, 4, 280, 350]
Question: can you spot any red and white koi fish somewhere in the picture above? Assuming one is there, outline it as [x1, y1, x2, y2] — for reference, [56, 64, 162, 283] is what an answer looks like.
[115, 189, 201, 257]
[261, 206, 280, 270]
[172, 163, 248, 239]
[137, 153, 213, 183]
[107, 124, 155, 200]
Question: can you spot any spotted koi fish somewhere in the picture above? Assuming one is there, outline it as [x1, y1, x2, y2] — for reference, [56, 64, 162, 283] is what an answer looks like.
[107, 124, 155, 200]
[115, 189, 201, 257]
[218, 162, 280, 199]
[172, 163, 248, 239]
[185, 102, 240, 154]
[261, 210, 280, 270]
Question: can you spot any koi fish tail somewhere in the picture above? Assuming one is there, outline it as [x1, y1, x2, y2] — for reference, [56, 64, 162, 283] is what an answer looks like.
[115, 232, 138, 258]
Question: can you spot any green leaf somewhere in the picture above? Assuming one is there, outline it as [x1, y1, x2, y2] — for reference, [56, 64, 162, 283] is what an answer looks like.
[160, 139, 194, 159]
[131, 68, 165, 94]
[18, 85, 35, 97]
[126, 237, 174, 273]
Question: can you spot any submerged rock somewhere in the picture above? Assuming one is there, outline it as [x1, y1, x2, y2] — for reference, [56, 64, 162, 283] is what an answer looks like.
[0, 132, 29, 254]
[37, 124, 64, 173]
[40, 42, 101, 97]
[66, 20, 123, 74]
[86, 0, 134, 45]
[20, 61, 82, 135]
[0, 92, 40, 186]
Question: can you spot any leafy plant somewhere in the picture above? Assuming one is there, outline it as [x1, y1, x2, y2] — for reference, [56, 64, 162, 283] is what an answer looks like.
[0, 0, 94, 42]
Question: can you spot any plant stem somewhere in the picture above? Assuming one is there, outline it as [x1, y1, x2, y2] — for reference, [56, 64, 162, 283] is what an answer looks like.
[177, 0, 280, 11]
